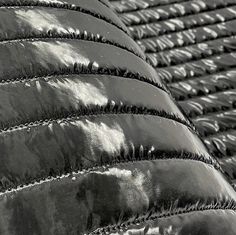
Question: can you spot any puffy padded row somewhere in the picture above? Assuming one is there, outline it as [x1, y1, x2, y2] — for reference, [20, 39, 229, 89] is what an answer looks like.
[118, 0, 236, 26]
[0, 160, 235, 234]
[0, 0, 129, 34]
[109, 0, 236, 234]
[110, 0, 236, 178]
[0, 114, 214, 192]
[0, 5, 145, 58]
[0, 0, 236, 234]
[100, 210, 236, 235]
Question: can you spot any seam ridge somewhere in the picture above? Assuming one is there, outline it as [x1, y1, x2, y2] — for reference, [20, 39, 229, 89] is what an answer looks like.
[0, 106, 193, 133]
[0, 32, 144, 60]
[0, 1, 129, 36]
[170, 67, 236, 85]
[122, 2, 236, 27]
[148, 39, 236, 68]
[145, 32, 235, 54]
[133, 6, 236, 40]
[158, 53, 236, 84]
[89, 204, 236, 234]
[115, 0, 191, 14]
[175, 84, 236, 101]
[166, 65, 236, 84]
[0, 64, 168, 94]
[0, 150, 221, 195]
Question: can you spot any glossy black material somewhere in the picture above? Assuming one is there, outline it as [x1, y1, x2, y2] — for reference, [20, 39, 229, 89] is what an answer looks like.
[111, 0, 236, 190]
[0, 0, 236, 234]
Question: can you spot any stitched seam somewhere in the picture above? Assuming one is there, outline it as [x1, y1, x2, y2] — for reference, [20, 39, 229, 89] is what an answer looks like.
[0, 2, 129, 36]
[112, 0, 191, 14]
[148, 38, 236, 68]
[171, 81, 236, 101]
[157, 53, 236, 84]
[0, 65, 168, 94]
[0, 107, 193, 133]
[121, 2, 236, 27]
[204, 126, 236, 139]
[192, 107, 236, 120]
[201, 123, 236, 138]
[180, 87, 236, 102]
[132, 6, 236, 40]
[181, 99, 236, 118]
[170, 67, 236, 86]
[1, 151, 221, 195]
[166, 65, 236, 84]
[144, 29, 236, 54]
[90, 206, 236, 234]
[0, 33, 144, 60]
[171, 85, 236, 101]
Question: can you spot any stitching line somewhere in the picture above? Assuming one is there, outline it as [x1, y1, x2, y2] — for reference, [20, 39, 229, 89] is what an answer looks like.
[179, 91, 236, 118]
[0, 33, 145, 60]
[113, 0, 192, 14]
[148, 36, 236, 68]
[143, 26, 236, 53]
[201, 120, 236, 138]
[0, 64, 169, 94]
[157, 53, 236, 84]
[0, 2, 129, 36]
[0, 107, 192, 133]
[172, 80, 236, 101]
[170, 67, 236, 86]
[1, 150, 221, 195]
[121, 2, 236, 27]
[89, 205, 236, 234]
[132, 6, 236, 40]
[165, 64, 236, 84]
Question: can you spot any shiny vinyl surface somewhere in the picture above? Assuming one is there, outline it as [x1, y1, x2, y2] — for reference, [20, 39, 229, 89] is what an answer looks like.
[110, 0, 236, 195]
[0, 0, 236, 234]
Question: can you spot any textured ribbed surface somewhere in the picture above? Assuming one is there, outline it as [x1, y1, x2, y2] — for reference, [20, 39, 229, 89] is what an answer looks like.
[110, 0, 236, 183]
[0, 0, 236, 234]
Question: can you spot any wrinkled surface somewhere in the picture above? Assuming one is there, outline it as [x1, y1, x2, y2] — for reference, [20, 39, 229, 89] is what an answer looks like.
[0, 0, 236, 234]
[106, 210, 236, 235]
[110, 0, 236, 185]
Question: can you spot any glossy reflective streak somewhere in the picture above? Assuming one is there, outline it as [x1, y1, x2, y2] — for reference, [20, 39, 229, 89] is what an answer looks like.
[111, 0, 186, 13]
[147, 36, 236, 68]
[0, 74, 187, 127]
[109, 1, 236, 234]
[193, 110, 236, 137]
[219, 155, 236, 179]
[156, 52, 236, 84]
[1, 0, 236, 233]
[0, 39, 162, 88]
[0, 0, 129, 34]
[35, 41, 91, 66]
[119, 0, 234, 26]
[0, 160, 235, 235]
[0, 114, 212, 191]
[0, 7, 145, 59]
[169, 69, 236, 101]
[204, 129, 236, 158]
[179, 89, 236, 118]
[49, 77, 108, 106]
[120, 0, 236, 26]
[129, 6, 236, 40]
[136, 18, 236, 54]
[107, 210, 236, 235]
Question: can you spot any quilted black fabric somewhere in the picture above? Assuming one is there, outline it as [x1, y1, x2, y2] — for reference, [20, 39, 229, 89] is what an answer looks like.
[0, 0, 236, 234]
[110, 0, 236, 186]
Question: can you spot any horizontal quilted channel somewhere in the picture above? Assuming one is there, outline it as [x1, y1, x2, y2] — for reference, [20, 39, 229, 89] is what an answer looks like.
[0, 0, 235, 234]
[110, 0, 236, 187]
